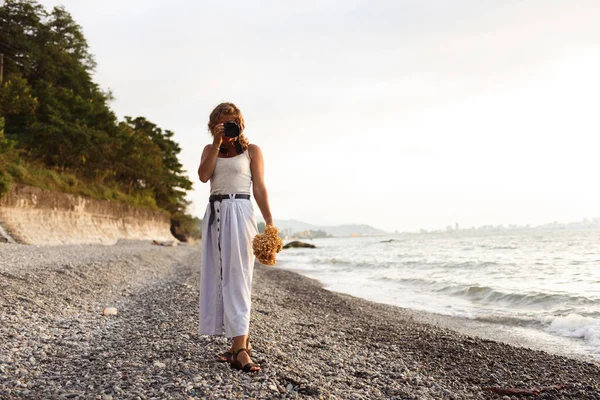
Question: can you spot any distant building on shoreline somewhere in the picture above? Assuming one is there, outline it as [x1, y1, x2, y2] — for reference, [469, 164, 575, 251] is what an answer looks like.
[416, 217, 600, 235]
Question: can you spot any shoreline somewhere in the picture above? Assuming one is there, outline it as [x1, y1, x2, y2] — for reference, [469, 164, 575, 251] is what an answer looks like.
[287, 273, 600, 367]
[276, 233, 600, 369]
[253, 265, 600, 399]
[401, 307, 600, 366]
[1, 242, 599, 399]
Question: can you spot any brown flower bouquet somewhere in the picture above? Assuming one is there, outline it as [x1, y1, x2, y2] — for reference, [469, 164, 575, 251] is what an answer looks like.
[252, 225, 284, 266]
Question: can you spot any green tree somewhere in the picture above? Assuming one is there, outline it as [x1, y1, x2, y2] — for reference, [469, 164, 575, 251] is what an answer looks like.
[0, 0, 200, 238]
[111, 121, 164, 192]
[122, 117, 193, 214]
[0, 73, 39, 138]
[0, 0, 46, 79]
[0, 73, 39, 116]
[0, 1, 116, 171]
[0, 117, 16, 154]
[0, 117, 16, 196]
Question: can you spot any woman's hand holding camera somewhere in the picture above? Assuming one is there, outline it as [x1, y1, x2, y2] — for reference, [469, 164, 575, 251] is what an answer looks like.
[212, 123, 224, 148]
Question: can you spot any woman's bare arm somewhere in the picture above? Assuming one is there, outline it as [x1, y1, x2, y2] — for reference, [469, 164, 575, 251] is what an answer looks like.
[198, 144, 220, 183]
[198, 124, 225, 183]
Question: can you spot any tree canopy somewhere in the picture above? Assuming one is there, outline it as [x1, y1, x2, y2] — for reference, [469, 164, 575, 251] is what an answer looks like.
[0, 0, 198, 239]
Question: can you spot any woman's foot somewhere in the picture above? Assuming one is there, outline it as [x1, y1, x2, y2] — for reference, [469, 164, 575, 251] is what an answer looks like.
[230, 348, 260, 373]
[216, 350, 233, 363]
[216, 339, 252, 362]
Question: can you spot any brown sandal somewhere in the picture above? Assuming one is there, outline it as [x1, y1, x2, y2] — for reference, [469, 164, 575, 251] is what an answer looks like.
[216, 338, 252, 363]
[230, 348, 260, 373]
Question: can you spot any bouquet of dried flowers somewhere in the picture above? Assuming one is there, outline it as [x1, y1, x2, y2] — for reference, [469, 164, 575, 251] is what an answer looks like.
[252, 225, 283, 266]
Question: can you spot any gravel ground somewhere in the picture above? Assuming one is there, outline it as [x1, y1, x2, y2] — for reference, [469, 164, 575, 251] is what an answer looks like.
[1, 242, 599, 399]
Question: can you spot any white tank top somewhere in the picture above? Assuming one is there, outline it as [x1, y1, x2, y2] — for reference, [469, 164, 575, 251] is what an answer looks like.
[210, 150, 252, 195]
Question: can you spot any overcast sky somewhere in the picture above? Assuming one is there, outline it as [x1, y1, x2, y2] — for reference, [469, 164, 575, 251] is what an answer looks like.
[37, 0, 600, 232]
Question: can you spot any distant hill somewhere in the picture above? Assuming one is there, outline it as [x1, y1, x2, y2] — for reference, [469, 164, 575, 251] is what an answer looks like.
[322, 224, 386, 237]
[270, 219, 387, 237]
[272, 219, 319, 233]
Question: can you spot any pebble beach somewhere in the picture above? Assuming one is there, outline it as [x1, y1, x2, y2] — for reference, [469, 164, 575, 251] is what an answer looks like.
[1, 242, 599, 399]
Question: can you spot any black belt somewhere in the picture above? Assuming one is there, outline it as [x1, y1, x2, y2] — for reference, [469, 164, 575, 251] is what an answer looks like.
[208, 194, 251, 226]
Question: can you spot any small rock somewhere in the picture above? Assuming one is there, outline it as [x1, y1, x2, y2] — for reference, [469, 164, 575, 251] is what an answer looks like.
[282, 241, 316, 249]
[153, 361, 166, 368]
[102, 307, 118, 316]
[268, 384, 278, 392]
[286, 383, 294, 392]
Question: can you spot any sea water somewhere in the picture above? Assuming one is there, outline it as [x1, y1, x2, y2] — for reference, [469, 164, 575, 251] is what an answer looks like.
[277, 230, 600, 362]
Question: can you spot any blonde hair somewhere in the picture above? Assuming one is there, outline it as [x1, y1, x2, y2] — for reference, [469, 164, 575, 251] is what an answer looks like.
[207, 102, 250, 150]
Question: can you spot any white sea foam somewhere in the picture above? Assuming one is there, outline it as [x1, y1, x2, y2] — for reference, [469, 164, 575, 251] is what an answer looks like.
[546, 314, 600, 350]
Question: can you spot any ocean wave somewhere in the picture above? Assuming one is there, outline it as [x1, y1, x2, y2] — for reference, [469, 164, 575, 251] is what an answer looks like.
[472, 314, 545, 328]
[477, 245, 520, 250]
[375, 276, 432, 286]
[307, 258, 501, 271]
[546, 314, 600, 351]
[442, 285, 598, 309]
[313, 257, 353, 266]
[292, 258, 598, 312]
[472, 313, 600, 352]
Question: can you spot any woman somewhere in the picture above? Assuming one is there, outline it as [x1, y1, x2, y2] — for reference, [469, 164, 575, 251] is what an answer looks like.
[197, 102, 273, 373]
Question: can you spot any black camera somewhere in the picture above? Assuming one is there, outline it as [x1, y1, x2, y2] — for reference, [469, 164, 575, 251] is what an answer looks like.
[223, 120, 241, 138]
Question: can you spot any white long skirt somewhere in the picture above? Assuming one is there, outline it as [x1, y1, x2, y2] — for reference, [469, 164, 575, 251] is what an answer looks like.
[199, 197, 258, 338]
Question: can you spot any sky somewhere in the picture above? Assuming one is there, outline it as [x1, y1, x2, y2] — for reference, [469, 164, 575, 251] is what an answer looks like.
[36, 0, 600, 232]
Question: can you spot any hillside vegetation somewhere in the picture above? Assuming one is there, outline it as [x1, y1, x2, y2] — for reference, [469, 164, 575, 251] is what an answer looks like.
[0, 0, 200, 239]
